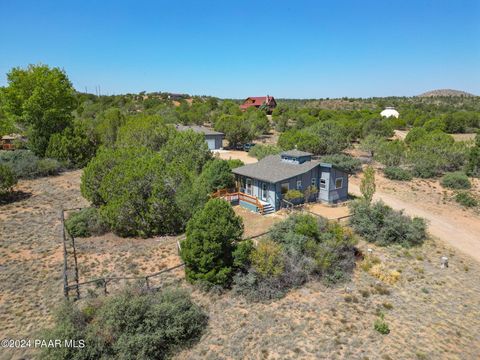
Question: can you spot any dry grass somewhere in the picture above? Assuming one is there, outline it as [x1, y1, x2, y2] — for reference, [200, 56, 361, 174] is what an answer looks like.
[1, 171, 480, 359]
[177, 238, 480, 359]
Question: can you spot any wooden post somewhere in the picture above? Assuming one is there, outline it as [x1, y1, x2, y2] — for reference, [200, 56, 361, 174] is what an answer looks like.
[103, 279, 108, 295]
[145, 277, 150, 290]
[60, 208, 69, 300]
[70, 232, 81, 300]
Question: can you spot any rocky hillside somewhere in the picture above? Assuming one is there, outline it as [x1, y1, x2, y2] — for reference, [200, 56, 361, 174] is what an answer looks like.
[418, 89, 476, 97]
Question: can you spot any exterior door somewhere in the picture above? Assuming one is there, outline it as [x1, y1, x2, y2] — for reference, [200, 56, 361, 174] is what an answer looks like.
[261, 183, 268, 201]
[319, 172, 329, 201]
[206, 138, 216, 150]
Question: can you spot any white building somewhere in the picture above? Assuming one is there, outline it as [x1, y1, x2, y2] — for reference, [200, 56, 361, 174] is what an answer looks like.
[380, 107, 399, 118]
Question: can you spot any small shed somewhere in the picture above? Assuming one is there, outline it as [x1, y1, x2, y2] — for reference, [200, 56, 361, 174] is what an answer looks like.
[1, 134, 25, 151]
[175, 125, 224, 150]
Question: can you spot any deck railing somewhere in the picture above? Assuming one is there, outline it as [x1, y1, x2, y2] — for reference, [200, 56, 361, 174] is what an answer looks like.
[212, 189, 265, 214]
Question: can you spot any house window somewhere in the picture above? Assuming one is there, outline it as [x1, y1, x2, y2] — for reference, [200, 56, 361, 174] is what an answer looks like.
[296, 180, 302, 190]
[320, 179, 327, 190]
[246, 178, 252, 195]
[335, 178, 343, 189]
[311, 178, 316, 187]
[281, 183, 289, 194]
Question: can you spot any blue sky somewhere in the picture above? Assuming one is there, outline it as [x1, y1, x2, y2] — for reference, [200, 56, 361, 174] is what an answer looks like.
[0, 0, 479, 98]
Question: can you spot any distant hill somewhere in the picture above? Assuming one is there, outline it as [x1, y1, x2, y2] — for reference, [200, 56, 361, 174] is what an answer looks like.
[418, 89, 476, 97]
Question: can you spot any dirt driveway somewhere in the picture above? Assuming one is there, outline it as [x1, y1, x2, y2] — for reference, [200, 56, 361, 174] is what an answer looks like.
[349, 177, 480, 263]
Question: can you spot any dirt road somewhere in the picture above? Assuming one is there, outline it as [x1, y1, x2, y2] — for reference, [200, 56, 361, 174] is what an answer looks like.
[349, 180, 480, 263]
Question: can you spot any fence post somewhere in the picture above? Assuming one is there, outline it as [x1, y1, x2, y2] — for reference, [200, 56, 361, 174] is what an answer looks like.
[70, 231, 81, 300]
[60, 208, 69, 300]
[103, 279, 108, 295]
[145, 277, 150, 290]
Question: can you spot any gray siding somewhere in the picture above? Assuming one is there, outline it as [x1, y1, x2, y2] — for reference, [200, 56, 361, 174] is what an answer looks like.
[205, 134, 224, 149]
[236, 164, 348, 212]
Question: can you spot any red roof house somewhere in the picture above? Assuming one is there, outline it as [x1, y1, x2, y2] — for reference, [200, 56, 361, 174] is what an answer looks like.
[240, 95, 277, 113]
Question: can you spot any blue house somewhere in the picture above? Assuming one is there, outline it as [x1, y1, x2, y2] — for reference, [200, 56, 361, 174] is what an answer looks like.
[231, 150, 349, 214]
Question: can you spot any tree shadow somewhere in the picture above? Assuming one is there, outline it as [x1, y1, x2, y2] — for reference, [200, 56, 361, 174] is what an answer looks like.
[0, 190, 33, 205]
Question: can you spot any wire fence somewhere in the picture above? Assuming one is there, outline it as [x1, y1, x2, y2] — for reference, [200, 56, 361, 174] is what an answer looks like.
[60, 204, 350, 301]
[60, 207, 186, 301]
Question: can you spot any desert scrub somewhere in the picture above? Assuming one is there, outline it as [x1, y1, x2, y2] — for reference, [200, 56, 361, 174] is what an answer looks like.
[349, 200, 427, 247]
[369, 264, 401, 285]
[360, 254, 381, 272]
[321, 154, 362, 174]
[0, 163, 17, 195]
[374, 313, 390, 335]
[455, 191, 478, 208]
[383, 167, 413, 181]
[440, 172, 471, 189]
[0, 150, 61, 178]
[65, 207, 108, 237]
[233, 214, 357, 301]
[40, 287, 207, 360]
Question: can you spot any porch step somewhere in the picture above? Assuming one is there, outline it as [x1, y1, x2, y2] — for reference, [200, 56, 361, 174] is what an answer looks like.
[261, 203, 275, 215]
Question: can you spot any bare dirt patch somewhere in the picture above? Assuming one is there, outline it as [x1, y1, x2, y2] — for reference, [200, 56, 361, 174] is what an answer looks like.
[215, 150, 258, 164]
[393, 129, 476, 142]
[305, 202, 351, 220]
[233, 206, 285, 238]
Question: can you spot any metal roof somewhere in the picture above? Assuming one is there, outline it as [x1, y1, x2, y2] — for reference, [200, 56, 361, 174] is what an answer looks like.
[232, 155, 323, 183]
[175, 125, 224, 136]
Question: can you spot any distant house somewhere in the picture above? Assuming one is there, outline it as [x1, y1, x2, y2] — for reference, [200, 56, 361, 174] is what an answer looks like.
[175, 125, 224, 150]
[1, 134, 25, 151]
[380, 107, 399, 118]
[228, 150, 349, 214]
[240, 95, 277, 114]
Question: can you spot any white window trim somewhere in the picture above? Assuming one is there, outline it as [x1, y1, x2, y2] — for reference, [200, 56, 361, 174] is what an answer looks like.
[335, 177, 343, 189]
[311, 177, 316, 187]
[296, 180, 302, 190]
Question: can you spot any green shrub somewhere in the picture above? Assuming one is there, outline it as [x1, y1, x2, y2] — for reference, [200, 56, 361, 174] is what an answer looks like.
[284, 189, 304, 201]
[234, 214, 357, 301]
[40, 288, 207, 360]
[407, 131, 467, 178]
[440, 172, 471, 189]
[0, 163, 17, 195]
[349, 200, 427, 247]
[232, 240, 254, 271]
[198, 159, 235, 193]
[375, 140, 406, 167]
[321, 154, 362, 174]
[98, 152, 181, 237]
[383, 167, 413, 181]
[226, 159, 244, 169]
[455, 192, 478, 208]
[45, 122, 97, 168]
[37, 158, 62, 176]
[65, 208, 109, 238]
[250, 239, 285, 278]
[249, 144, 282, 160]
[0, 150, 61, 179]
[466, 132, 480, 177]
[374, 313, 390, 335]
[181, 198, 244, 287]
